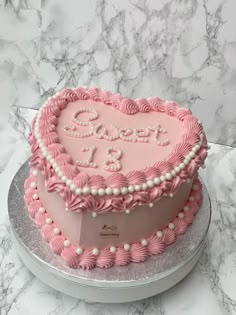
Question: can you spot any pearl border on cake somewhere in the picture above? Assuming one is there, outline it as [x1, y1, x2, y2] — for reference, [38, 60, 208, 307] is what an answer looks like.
[33, 88, 208, 198]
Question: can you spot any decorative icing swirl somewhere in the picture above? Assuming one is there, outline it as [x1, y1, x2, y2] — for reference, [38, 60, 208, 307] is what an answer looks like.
[100, 90, 112, 105]
[130, 243, 149, 262]
[148, 97, 165, 112]
[28, 200, 43, 218]
[88, 175, 106, 189]
[55, 153, 73, 166]
[136, 98, 152, 112]
[47, 143, 65, 158]
[41, 223, 56, 241]
[50, 235, 65, 254]
[79, 249, 96, 270]
[161, 228, 176, 245]
[74, 172, 89, 188]
[120, 99, 139, 115]
[114, 247, 131, 266]
[176, 107, 191, 121]
[106, 173, 128, 188]
[96, 248, 114, 268]
[50, 97, 68, 110]
[110, 93, 123, 109]
[60, 89, 78, 102]
[147, 235, 165, 255]
[60, 164, 78, 179]
[39, 124, 56, 136]
[87, 87, 102, 101]
[44, 104, 60, 117]
[165, 101, 178, 116]
[126, 171, 146, 185]
[61, 245, 80, 268]
[74, 87, 89, 100]
[173, 218, 188, 234]
[42, 132, 59, 146]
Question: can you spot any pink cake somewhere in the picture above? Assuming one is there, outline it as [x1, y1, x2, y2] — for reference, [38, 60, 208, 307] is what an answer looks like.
[24, 87, 208, 269]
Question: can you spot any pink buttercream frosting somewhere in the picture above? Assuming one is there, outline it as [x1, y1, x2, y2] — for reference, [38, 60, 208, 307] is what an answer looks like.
[24, 173, 203, 269]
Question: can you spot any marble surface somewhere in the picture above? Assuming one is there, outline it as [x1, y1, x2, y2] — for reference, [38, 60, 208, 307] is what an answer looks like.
[0, 108, 236, 314]
[1, 0, 236, 146]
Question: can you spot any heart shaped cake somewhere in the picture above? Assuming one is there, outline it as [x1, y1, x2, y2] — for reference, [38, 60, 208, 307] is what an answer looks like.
[24, 87, 208, 269]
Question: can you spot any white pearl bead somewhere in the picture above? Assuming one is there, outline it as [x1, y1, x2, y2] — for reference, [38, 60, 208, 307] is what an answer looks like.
[121, 187, 128, 195]
[92, 212, 97, 218]
[141, 183, 147, 190]
[179, 163, 185, 170]
[105, 187, 113, 195]
[154, 177, 161, 185]
[175, 166, 181, 173]
[53, 227, 60, 235]
[193, 184, 198, 190]
[149, 203, 154, 207]
[110, 246, 116, 253]
[189, 196, 195, 201]
[156, 231, 163, 238]
[64, 240, 71, 247]
[135, 185, 141, 191]
[76, 247, 83, 255]
[92, 248, 99, 256]
[124, 243, 130, 251]
[32, 193, 39, 200]
[38, 207, 45, 214]
[61, 176, 67, 183]
[168, 223, 175, 229]
[66, 179, 72, 186]
[113, 188, 120, 195]
[189, 151, 195, 158]
[147, 180, 154, 188]
[184, 206, 189, 212]
[187, 178, 191, 183]
[32, 170, 38, 176]
[30, 182, 37, 189]
[58, 171, 63, 177]
[75, 188, 82, 195]
[70, 183, 76, 191]
[178, 212, 185, 219]
[171, 170, 176, 177]
[82, 186, 91, 195]
[55, 166, 60, 173]
[98, 188, 105, 196]
[165, 173, 172, 180]
[125, 209, 130, 214]
[141, 239, 148, 246]
[169, 193, 174, 198]
[46, 218, 52, 224]
[128, 186, 134, 193]
[160, 175, 165, 182]
[195, 144, 200, 151]
[91, 188, 98, 195]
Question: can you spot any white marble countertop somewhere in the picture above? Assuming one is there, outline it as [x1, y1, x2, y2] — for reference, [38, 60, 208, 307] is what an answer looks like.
[0, 108, 236, 315]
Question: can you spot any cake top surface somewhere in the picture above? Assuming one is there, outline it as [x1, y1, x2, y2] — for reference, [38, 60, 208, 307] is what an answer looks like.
[30, 87, 208, 213]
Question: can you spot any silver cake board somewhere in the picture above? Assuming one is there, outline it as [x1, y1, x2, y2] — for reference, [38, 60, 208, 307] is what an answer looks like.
[8, 161, 211, 303]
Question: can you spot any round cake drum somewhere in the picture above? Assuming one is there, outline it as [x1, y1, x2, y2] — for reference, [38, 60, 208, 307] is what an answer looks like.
[8, 161, 211, 303]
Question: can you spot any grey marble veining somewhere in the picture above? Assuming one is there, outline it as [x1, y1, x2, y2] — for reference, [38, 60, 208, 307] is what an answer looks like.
[0, 0, 236, 146]
[0, 108, 236, 314]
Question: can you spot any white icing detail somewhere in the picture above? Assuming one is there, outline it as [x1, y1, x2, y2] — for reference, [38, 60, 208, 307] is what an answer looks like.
[113, 188, 120, 195]
[134, 128, 150, 143]
[160, 175, 165, 182]
[168, 223, 175, 229]
[53, 227, 60, 235]
[76, 247, 83, 255]
[141, 239, 148, 246]
[124, 243, 130, 251]
[165, 173, 172, 180]
[128, 186, 134, 193]
[110, 246, 116, 253]
[189, 151, 195, 158]
[72, 107, 99, 126]
[184, 206, 189, 212]
[187, 178, 191, 183]
[178, 212, 185, 218]
[147, 180, 154, 188]
[156, 231, 163, 238]
[189, 196, 195, 201]
[65, 207, 69, 212]
[92, 212, 97, 218]
[91, 188, 98, 195]
[103, 147, 122, 172]
[121, 187, 128, 195]
[179, 163, 185, 170]
[46, 218, 53, 224]
[63, 123, 94, 138]
[32, 193, 39, 200]
[154, 177, 161, 185]
[30, 181, 37, 189]
[142, 183, 148, 190]
[105, 187, 113, 195]
[125, 209, 130, 214]
[171, 170, 176, 177]
[169, 193, 174, 198]
[82, 186, 91, 195]
[38, 207, 45, 214]
[61, 176, 67, 183]
[70, 183, 76, 191]
[135, 185, 141, 192]
[92, 248, 100, 256]
[193, 184, 198, 190]
[76, 146, 97, 168]
[66, 179, 72, 186]
[98, 188, 105, 196]
[64, 240, 71, 247]
[149, 203, 154, 207]
[75, 188, 82, 195]
[32, 170, 38, 176]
